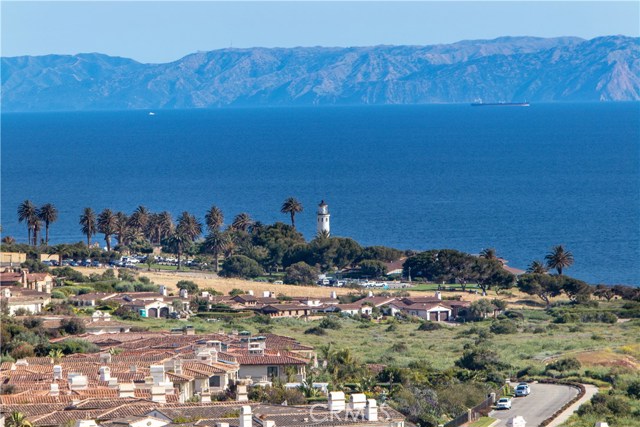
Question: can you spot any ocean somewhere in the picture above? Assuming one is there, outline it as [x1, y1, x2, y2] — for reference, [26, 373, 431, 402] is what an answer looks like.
[1, 103, 639, 285]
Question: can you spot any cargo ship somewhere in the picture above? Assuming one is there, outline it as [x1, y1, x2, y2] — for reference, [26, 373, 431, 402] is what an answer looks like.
[471, 99, 530, 107]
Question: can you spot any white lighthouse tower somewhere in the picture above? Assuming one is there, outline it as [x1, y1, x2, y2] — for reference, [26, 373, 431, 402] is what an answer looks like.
[317, 200, 330, 236]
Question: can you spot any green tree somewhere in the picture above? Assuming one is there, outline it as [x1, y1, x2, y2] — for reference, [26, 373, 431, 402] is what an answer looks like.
[176, 280, 199, 293]
[479, 248, 497, 260]
[527, 260, 548, 274]
[359, 259, 388, 278]
[558, 276, 592, 302]
[127, 205, 150, 234]
[203, 230, 231, 272]
[113, 211, 129, 246]
[231, 212, 254, 232]
[284, 261, 319, 285]
[545, 245, 574, 275]
[79, 207, 97, 247]
[37, 203, 58, 245]
[518, 273, 563, 307]
[97, 208, 117, 252]
[157, 211, 175, 243]
[176, 211, 202, 241]
[220, 255, 264, 278]
[205, 205, 224, 233]
[17, 200, 38, 245]
[280, 197, 303, 228]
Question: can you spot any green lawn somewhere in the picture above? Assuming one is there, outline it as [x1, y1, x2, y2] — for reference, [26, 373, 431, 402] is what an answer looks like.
[409, 283, 480, 292]
[469, 417, 497, 427]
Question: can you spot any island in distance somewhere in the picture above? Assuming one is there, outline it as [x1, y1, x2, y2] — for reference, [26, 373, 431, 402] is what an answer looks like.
[2, 35, 639, 112]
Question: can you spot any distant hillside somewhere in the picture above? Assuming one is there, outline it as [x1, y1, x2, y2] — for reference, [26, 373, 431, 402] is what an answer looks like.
[2, 36, 639, 111]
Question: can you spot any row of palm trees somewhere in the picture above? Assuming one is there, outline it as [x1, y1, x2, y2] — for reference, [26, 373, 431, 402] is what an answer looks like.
[15, 197, 306, 249]
[527, 245, 575, 275]
[17, 200, 58, 246]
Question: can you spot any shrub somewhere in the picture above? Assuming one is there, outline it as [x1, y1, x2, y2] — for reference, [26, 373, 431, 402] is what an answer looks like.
[626, 380, 640, 399]
[283, 262, 319, 285]
[304, 326, 326, 336]
[51, 290, 66, 299]
[318, 316, 342, 330]
[176, 280, 199, 293]
[418, 321, 443, 331]
[220, 255, 264, 278]
[489, 319, 517, 334]
[547, 358, 581, 372]
[60, 318, 86, 335]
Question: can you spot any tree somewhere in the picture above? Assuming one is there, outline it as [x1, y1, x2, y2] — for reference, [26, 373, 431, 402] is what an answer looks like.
[60, 318, 86, 335]
[284, 262, 319, 285]
[79, 207, 97, 247]
[165, 231, 191, 270]
[358, 259, 388, 278]
[176, 280, 199, 293]
[467, 299, 496, 320]
[205, 205, 224, 233]
[403, 249, 475, 287]
[156, 211, 174, 243]
[37, 203, 58, 245]
[6, 412, 33, 427]
[113, 212, 129, 246]
[231, 212, 254, 232]
[280, 197, 303, 228]
[527, 260, 547, 274]
[203, 230, 231, 272]
[518, 274, 563, 307]
[455, 347, 504, 371]
[97, 208, 117, 252]
[127, 205, 150, 233]
[17, 200, 38, 245]
[558, 276, 592, 302]
[220, 255, 264, 278]
[545, 245, 574, 275]
[48, 348, 64, 363]
[176, 211, 202, 241]
[593, 284, 615, 301]
[479, 248, 497, 260]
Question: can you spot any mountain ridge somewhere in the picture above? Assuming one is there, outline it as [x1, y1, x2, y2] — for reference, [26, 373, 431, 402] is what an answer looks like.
[2, 36, 638, 111]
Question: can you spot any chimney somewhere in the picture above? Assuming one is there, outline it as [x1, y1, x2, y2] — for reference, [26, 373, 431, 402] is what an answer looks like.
[118, 383, 135, 398]
[179, 288, 188, 299]
[435, 291, 442, 300]
[151, 385, 166, 403]
[69, 374, 88, 390]
[130, 365, 137, 373]
[330, 291, 337, 299]
[262, 291, 270, 298]
[159, 285, 168, 296]
[236, 384, 249, 402]
[100, 353, 112, 364]
[99, 366, 111, 382]
[200, 391, 211, 403]
[15, 359, 29, 366]
[263, 421, 276, 427]
[368, 290, 374, 297]
[74, 421, 99, 427]
[173, 358, 183, 375]
[53, 365, 63, 380]
[239, 405, 252, 427]
[150, 365, 165, 385]
[270, 291, 275, 298]
[107, 378, 119, 388]
[216, 423, 230, 427]
[248, 290, 254, 296]
[350, 393, 367, 410]
[365, 399, 378, 421]
[328, 391, 345, 412]
[50, 383, 60, 396]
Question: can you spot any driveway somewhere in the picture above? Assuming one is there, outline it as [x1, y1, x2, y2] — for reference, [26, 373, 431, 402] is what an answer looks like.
[489, 383, 579, 426]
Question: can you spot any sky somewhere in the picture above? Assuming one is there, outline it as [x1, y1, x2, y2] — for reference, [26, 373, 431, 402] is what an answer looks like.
[2, 1, 639, 63]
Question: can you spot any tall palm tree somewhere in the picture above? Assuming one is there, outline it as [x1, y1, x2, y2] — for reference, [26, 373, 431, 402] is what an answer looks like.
[2, 236, 16, 245]
[79, 207, 97, 247]
[167, 231, 191, 270]
[176, 212, 202, 241]
[157, 211, 174, 243]
[231, 212, 253, 232]
[128, 205, 150, 233]
[204, 230, 231, 272]
[97, 208, 117, 252]
[6, 412, 33, 427]
[479, 248, 497, 260]
[17, 200, 37, 245]
[205, 205, 224, 233]
[281, 197, 303, 228]
[32, 218, 42, 246]
[527, 260, 548, 274]
[545, 245, 574, 275]
[37, 203, 58, 245]
[48, 348, 64, 363]
[113, 212, 129, 246]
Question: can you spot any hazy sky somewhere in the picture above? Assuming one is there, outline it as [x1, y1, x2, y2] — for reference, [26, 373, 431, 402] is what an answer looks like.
[2, 1, 639, 63]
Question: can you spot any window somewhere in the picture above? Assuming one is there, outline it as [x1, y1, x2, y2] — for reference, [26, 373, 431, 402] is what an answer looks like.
[267, 366, 279, 378]
[209, 376, 221, 387]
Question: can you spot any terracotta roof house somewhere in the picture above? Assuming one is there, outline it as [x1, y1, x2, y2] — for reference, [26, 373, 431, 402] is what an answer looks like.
[257, 304, 311, 318]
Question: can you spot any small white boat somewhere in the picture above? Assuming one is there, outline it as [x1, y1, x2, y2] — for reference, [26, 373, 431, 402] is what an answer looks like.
[148, 112, 156, 116]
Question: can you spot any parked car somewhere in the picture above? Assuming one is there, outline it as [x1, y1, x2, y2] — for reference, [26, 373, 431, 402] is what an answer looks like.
[515, 383, 530, 397]
[496, 398, 512, 410]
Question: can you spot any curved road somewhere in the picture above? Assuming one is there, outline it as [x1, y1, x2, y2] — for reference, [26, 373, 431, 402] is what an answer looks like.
[489, 383, 579, 427]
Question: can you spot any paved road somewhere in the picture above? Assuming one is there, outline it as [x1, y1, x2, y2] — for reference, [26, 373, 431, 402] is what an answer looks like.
[489, 383, 579, 427]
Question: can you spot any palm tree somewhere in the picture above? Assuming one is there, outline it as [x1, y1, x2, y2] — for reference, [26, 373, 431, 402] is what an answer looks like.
[205, 205, 224, 233]
[32, 218, 42, 246]
[2, 236, 16, 245]
[48, 348, 64, 363]
[204, 230, 231, 272]
[479, 248, 497, 260]
[17, 200, 37, 245]
[281, 197, 303, 228]
[6, 412, 33, 427]
[128, 205, 150, 233]
[167, 231, 191, 270]
[157, 211, 174, 243]
[97, 208, 117, 252]
[527, 260, 548, 274]
[231, 213, 253, 232]
[37, 203, 58, 245]
[176, 212, 202, 241]
[79, 207, 97, 247]
[113, 212, 129, 246]
[545, 245, 574, 275]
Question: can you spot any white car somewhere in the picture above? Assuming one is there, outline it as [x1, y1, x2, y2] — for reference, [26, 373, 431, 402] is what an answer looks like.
[496, 398, 512, 410]
[515, 384, 530, 397]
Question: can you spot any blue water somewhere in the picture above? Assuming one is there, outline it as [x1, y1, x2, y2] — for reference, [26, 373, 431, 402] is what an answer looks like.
[2, 104, 639, 285]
